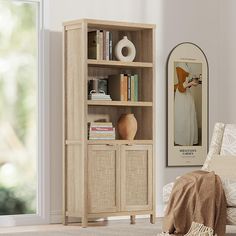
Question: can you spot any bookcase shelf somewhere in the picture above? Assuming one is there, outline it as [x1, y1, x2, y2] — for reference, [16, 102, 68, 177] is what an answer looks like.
[87, 140, 153, 145]
[66, 140, 153, 145]
[87, 59, 153, 68]
[64, 18, 155, 31]
[87, 100, 153, 107]
[63, 18, 156, 227]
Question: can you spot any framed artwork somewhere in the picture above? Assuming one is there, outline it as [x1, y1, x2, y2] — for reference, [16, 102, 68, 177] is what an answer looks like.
[167, 42, 208, 167]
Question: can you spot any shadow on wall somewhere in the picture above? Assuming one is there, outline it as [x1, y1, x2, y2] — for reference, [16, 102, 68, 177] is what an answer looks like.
[157, 0, 201, 191]
[49, 31, 63, 216]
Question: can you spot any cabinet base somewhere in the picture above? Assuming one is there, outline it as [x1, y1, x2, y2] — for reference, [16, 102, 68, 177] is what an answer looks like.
[150, 214, 155, 224]
[63, 211, 155, 227]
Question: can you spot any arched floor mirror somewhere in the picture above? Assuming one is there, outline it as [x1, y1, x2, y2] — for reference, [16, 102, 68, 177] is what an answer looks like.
[167, 42, 209, 167]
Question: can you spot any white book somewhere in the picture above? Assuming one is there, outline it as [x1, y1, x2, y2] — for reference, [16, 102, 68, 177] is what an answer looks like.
[90, 122, 113, 127]
[90, 127, 115, 134]
[89, 94, 111, 100]
[89, 97, 111, 101]
[89, 137, 115, 140]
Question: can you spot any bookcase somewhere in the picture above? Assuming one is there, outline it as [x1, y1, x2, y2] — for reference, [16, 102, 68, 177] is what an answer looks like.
[62, 19, 156, 227]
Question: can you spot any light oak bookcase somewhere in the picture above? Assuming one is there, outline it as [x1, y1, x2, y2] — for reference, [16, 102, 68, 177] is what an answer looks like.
[62, 19, 156, 227]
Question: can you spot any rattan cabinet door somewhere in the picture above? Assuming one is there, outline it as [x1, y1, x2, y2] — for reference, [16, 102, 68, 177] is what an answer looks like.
[120, 145, 153, 211]
[88, 144, 120, 213]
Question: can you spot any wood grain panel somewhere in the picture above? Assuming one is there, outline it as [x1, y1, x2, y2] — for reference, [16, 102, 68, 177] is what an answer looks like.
[65, 28, 84, 140]
[66, 144, 83, 216]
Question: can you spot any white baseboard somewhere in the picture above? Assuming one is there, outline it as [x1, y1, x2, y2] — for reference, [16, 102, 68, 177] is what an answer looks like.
[50, 211, 83, 224]
[50, 210, 62, 224]
[157, 204, 165, 217]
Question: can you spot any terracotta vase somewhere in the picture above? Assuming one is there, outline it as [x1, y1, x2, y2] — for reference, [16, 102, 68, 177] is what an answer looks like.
[117, 113, 137, 140]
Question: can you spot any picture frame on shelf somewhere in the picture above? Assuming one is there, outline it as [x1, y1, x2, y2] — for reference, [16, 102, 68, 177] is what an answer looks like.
[167, 42, 209, 167]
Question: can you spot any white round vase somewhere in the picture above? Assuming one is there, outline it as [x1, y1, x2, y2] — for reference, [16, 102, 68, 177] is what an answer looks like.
[114, 36, 136, 62]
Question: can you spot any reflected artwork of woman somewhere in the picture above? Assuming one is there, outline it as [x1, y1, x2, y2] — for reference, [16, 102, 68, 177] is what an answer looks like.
[174, 62, 198, 146]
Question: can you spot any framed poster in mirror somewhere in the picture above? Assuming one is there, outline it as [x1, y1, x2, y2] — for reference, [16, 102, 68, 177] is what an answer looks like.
[167, 42, 208, 167]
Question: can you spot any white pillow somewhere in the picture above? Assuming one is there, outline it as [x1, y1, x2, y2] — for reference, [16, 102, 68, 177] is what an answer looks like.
[208, 154, 236, 207]
[207, 155, 236, 179]
[202, 123, 225, 171]
[221, 124, 236, 155]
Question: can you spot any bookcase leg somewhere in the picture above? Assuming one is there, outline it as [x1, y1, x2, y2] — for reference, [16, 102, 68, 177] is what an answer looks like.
[150, 214, 155, 224]
[63, 215, 68, 225]
[82, 216, 88, 228]
[130, 215, 136, 224]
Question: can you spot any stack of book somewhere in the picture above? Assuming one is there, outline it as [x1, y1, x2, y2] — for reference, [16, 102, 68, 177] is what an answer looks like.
[88, 122, 115, 140]
[88, 30, 112, 60]
[88, 91, 111, 100]
[108, 74, 139, 101]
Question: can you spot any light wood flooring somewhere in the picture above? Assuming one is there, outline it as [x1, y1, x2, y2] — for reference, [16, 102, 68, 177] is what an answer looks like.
[1, 218, 236, 235]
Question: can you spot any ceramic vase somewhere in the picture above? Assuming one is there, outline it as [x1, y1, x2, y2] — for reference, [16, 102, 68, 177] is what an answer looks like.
[117, 113, 137, 140]
[114, 36, 136, 62]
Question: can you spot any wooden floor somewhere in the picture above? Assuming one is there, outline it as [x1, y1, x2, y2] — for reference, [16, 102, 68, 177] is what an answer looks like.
[0, 218, 161, 235]
[1, 218, 236, 235]
[0, 221, 115, 234]
[0, 224, 82, 234]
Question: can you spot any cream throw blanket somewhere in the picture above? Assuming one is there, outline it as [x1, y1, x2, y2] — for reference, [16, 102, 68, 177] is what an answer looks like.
[160, 171, 226, 236]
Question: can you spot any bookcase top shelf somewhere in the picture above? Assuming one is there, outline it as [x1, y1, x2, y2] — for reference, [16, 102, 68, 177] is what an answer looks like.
[87, 100, 153, 107]
[63, 18, 156, 31]
[87, 59, 153, 68]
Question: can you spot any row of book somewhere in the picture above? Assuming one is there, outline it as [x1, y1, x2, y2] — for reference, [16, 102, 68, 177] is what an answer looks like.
[88, 30, 112, 60]
[108, 74, 138, 101]
[88, 122, 115, 140]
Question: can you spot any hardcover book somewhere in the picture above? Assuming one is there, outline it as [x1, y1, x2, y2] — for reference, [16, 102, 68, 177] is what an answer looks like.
[108, 74, 127, 101]
[109, 31, 112, 60]
[131, 75, 135, 101]
[134, 74, 138, 101]
[103, 30, 107, 60]
[96, 30, 100, 59]
[127, 74, 131, 101]
[105, 31, 110, 60]
[90, 122, 113, 127]
[99, 30, 103, 60]
[91, 127, 114, 132]
[88, 31, 97, 59]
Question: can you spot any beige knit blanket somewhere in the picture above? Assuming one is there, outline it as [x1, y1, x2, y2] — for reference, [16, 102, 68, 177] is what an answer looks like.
[161, 170, 227, 236]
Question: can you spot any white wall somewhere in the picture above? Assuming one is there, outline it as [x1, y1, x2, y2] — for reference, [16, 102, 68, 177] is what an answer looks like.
[48, 0, 230, 221]
[145, 0, 220, 215]
[218, 0, 236, 123]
